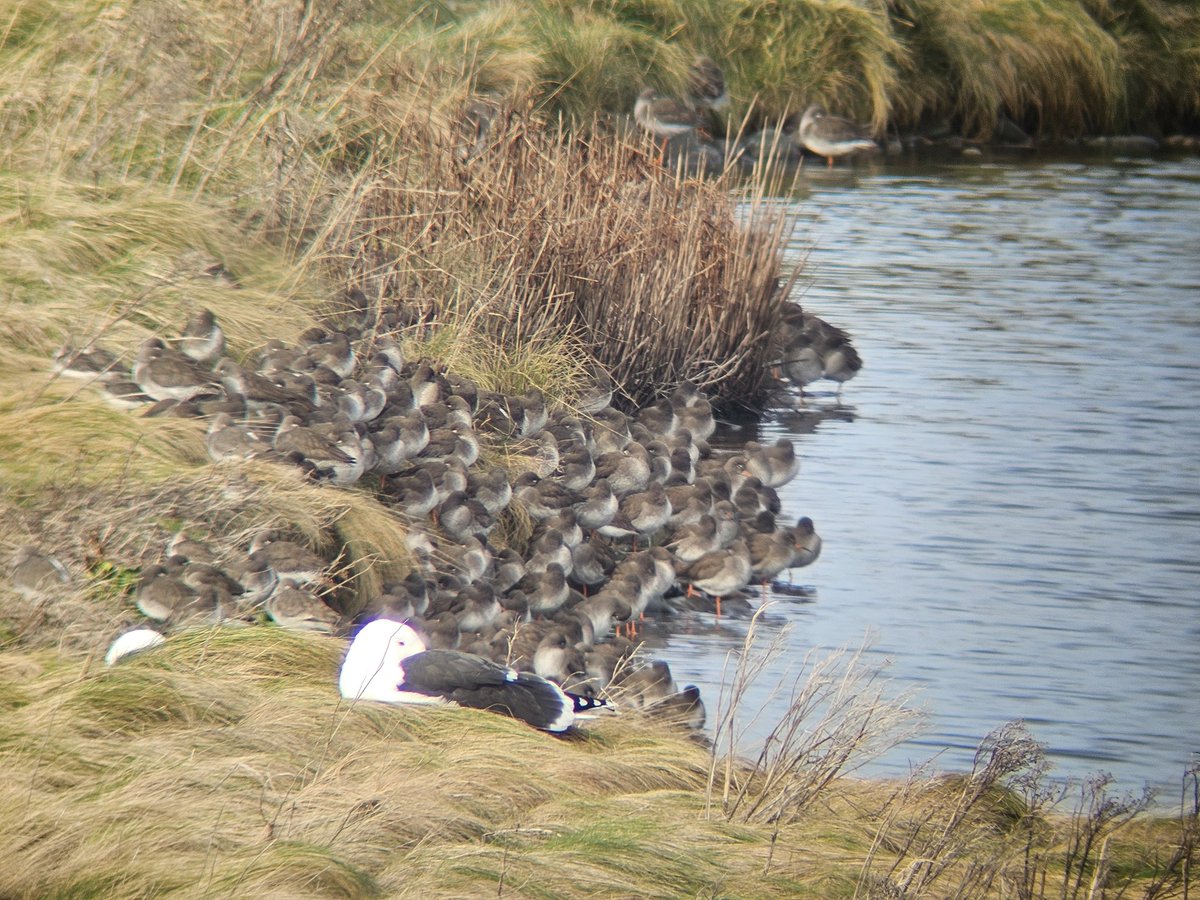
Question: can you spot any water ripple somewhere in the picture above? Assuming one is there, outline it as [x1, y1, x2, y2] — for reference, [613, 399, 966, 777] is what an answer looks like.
[655, 157, 1200, 805]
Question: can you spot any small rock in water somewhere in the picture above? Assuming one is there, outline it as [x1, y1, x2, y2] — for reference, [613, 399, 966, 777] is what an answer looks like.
[1164, 135, 1200, 152]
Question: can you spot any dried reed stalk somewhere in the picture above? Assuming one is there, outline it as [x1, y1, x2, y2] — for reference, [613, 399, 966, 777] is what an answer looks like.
[705, 608, 922, 825]
[322, 106, 796, 410]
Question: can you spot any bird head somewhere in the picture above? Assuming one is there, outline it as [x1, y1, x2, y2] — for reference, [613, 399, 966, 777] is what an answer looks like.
[339, 618, 427, 702]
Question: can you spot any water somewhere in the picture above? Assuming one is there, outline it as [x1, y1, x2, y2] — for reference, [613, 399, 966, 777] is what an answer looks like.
[647, 154, 1200, 804]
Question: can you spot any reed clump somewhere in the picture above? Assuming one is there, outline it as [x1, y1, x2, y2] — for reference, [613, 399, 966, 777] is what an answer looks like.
[322, 107, 793, 410]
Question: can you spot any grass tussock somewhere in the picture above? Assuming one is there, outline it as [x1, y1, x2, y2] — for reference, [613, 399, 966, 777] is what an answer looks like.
[326, 109, 793, 410]
[1081, 0, 1200, 131]
[0, 402, 206, 487]
[0, 630, 1193, 899]
[0, 174, 320, 363]
[890, 0, 1126, 138]
[718, 0, 905, 133]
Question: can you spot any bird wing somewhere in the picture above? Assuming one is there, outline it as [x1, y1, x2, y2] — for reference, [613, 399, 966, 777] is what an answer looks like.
[398, 649, 514, 694]
[399, 651, 574, 731]
[821, 114, 872, 142]
[446, 673, 574, 732]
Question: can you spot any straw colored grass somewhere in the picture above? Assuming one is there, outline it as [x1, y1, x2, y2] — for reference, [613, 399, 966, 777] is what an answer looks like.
[324, 110, 793, 410]
[0, 172, 324, 412]
[0, 631, 723, 898]
[890, 0, 1126, 138]
[706, 610, 925, 827]
[0, 630, 1192, 899]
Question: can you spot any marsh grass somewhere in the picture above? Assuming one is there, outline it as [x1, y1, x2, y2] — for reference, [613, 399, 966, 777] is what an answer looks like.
[0, 627, 1192, 898]
[0, 631, 739, 898]
[1081, 0, 1200, 132]
[890, 0, 1126, 139]
[395, 0, 1199, 138]
[326, 108, 793, 410]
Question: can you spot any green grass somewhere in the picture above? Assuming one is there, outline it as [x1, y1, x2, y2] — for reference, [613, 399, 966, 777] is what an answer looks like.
[1082, 0, 1200, 131]
[890, 0, 1126, 138]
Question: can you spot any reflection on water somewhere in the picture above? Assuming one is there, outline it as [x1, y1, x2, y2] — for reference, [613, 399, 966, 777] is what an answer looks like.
[648, 156, 1200, 801]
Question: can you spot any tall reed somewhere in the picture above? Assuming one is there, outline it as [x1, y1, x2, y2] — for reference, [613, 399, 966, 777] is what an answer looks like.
[321, 106, 795, 410]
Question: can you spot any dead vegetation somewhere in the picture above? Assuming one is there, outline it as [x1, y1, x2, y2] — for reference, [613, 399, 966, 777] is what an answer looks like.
[0, 624, 1194, 898]
[323, 109, 794, 410]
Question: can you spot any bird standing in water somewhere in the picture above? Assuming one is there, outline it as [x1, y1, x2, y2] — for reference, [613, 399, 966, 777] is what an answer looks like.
[798, 104, 877, 167]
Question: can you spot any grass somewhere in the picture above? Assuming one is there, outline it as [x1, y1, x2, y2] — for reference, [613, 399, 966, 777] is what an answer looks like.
[1081, 0, 1200, 132]
[0, 628, 1194, 898]
[379, 0, 1199, 138]
[889, 0, 1127, 139]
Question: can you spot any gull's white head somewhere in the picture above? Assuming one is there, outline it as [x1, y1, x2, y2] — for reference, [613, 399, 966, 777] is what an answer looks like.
[338, 618, 426, 702]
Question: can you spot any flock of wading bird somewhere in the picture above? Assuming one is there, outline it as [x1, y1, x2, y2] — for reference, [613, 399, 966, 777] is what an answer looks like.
[21, 300, 858, 732]
[633, 55, 879, 168]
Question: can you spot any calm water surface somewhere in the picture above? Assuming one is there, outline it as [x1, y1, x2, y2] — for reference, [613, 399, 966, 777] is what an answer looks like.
[648, 155, 1200, 802]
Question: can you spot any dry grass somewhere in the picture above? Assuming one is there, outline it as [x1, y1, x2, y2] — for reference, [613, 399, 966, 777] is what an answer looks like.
[692, 611, 1199, 898]
[0, 629, 788, 898]
[0, 628, 1192, 898]
[706, 608, 924, 826]
[323, 109, 793, 410]
[854, 725, 1199, 899]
